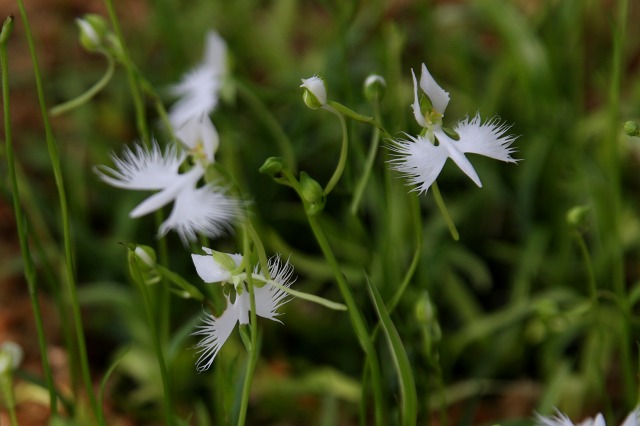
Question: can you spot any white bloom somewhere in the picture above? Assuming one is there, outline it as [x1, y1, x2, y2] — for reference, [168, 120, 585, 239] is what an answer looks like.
[95, 141, 240, 243]
[390, 63, 518, 194]
[169, 31, 227, 127]
[191, 247, 242, 284]
[192, 253, 295, 371]
[535, 409, 640, 426]
[300, 75, 327, 108]
[174, 115, 219, 163]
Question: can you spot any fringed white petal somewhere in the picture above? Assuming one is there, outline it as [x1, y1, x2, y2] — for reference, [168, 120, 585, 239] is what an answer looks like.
[535, 410, 575, 426]
[159, 183, 241, 244]
[621, 409, 640, 426]
[128, 165, 203, 218]
[174, 115, 219, 162]
[192, 299, 239, 372]
[433, 128, 482, 187]
[454, 114, 519, 163]
[94, 142, 185, 190]
[168, 66, 221, 127]
[411, 69, 428, 128]
[388, 134, 448, 194]
[202, 30, 227, 77]
[254, 255, 295, 322]
[419, 63, 450, 115]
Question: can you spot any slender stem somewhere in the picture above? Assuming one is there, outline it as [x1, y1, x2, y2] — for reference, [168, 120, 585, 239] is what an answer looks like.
[327, 100, 389, 137]
[323, 106, 349, 197]
[237, 227, 259, 426]
[131, 257, 174, 425]
[49, 53, 115, 116]
[431, 182, 460, 241]
[14, 1, 99, 418]
[574, 230, 597, 302]
[103, 0, 150, 144]
[350, 100, 382, 215]
[306, 215, 385, 425]
[2, 19, 55, 420]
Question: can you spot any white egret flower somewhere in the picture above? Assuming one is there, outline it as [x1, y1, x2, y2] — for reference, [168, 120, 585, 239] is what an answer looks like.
[300, 75, 328, 108]
[191, 250, 295, 371]
[95, 141, 239, 243]
[169, 31, 227, 127]
[389, 62, 518, 194]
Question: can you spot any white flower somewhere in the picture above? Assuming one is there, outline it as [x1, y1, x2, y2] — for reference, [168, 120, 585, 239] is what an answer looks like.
[535, 409, 640, 426]
[95, 141, 240, 243]
[389, 63, 518, 194]
[300, 75, 327, 108]
[174, 115, 219, 163]
[191, 253, 295, 371]
[169, 31, 227, 127]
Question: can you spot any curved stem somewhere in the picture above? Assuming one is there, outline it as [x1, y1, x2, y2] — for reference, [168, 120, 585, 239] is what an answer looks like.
[323, 105, 349, 197]
[431, 182, 459, 241]
[350, 100, 382, 214]
[49, 54, 115, 116]
[15, 1, 99, 419]
[306, 214, 385, 425]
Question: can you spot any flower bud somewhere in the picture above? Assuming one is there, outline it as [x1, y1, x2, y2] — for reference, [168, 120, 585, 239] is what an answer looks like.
[127, 244, 161, 285]
[0, 342, 23, 374]
[300, 76, 327, 109]
[299, 172, 325, 215]
[0, 15, 14, 45]
[363, 74, 386, 102]
[259, 157, 286, 178]
[566, 205, 591, 229]
[623, 120, 639, 137]
[76, 14, 109, 52]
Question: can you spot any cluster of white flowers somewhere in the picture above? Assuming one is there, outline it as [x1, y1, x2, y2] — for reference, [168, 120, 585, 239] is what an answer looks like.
[191, 248, 295, 371]
[389, 63, 518, 194]
[536, 409, 640, 426]
[95, 31, 240, 244]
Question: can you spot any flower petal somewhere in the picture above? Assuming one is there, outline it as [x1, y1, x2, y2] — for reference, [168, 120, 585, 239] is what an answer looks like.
[202, 30, 227, 77]
[388, 134, 448, 194]
[168, 66, 221, 127]
[419, 63, 450, 115]
[192, 299, 239, 372]
[300, 75, 327, 106]
[454, 114, 518, 163]
[534, 410, 575, 426]
[128, 165, 203, 218]
[621, 409, 640, 426]
[191, 249, 242, 284]
[158, 183, 241, 243]
[254, 255, 295, 322]
[411, 69, 428, 128]
[434, 128, 482, 187]
[94, 142, 185, 190]
[175, 115, 219, 162]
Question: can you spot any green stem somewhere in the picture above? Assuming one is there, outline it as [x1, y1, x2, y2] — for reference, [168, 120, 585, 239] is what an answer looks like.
[103, 0, 150, 144]
[327, 100, 389, 137]
[323, 106, 349, 197]
[236, 79, 297, 171]
[350, 100, 382, 215]
[131, 257, 174, 425]
[237, 227, 260, 426]
[14, 2, 99, 419]
[574, 230, 597, 302]
[49, 53, 115, 116]
[1, 15, 57, 415]
[306, 215, 385, 426]
[431, 182, 459, 241]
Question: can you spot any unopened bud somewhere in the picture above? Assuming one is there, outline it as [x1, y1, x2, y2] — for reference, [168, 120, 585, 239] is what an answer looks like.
[0, 342, 23, 374]
[566, 205, 591, 229]
[300, 76, 327, 109]
[623, 120, 639, 137]
[299, 172, 325, 215]
[363, 74, 386, 102]
[259, 157, 286, 178]
[0, 15, 14, 45]
[76, 14, 109, 52]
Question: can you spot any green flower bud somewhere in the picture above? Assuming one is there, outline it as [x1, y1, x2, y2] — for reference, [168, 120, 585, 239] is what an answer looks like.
[623, 120, 639, 137]
[259, 157, 286, 178]
[0, 15, 14, 45]
[415, 291, 436, 323]
[300, 76, 327, 109]
[299, 172, 325, 215]
[0, 342, 23, 374]
[128, 244, 161, 285]
[566, 205, 591, 229]
[76, 14, 109, 52]
[363, 74, 386, 102]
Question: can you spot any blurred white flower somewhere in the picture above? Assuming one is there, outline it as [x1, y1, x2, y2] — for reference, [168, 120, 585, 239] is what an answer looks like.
[0, 341, 23, 374]
[95, 141, 239, 243]
[174, 115, 219, 163]
[300, 75, 327, 108]
[389, 62, 518, 194]
[191, 251, 295, 371]
[536, 409, 639, 426]
[169, 31, 227, 127]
